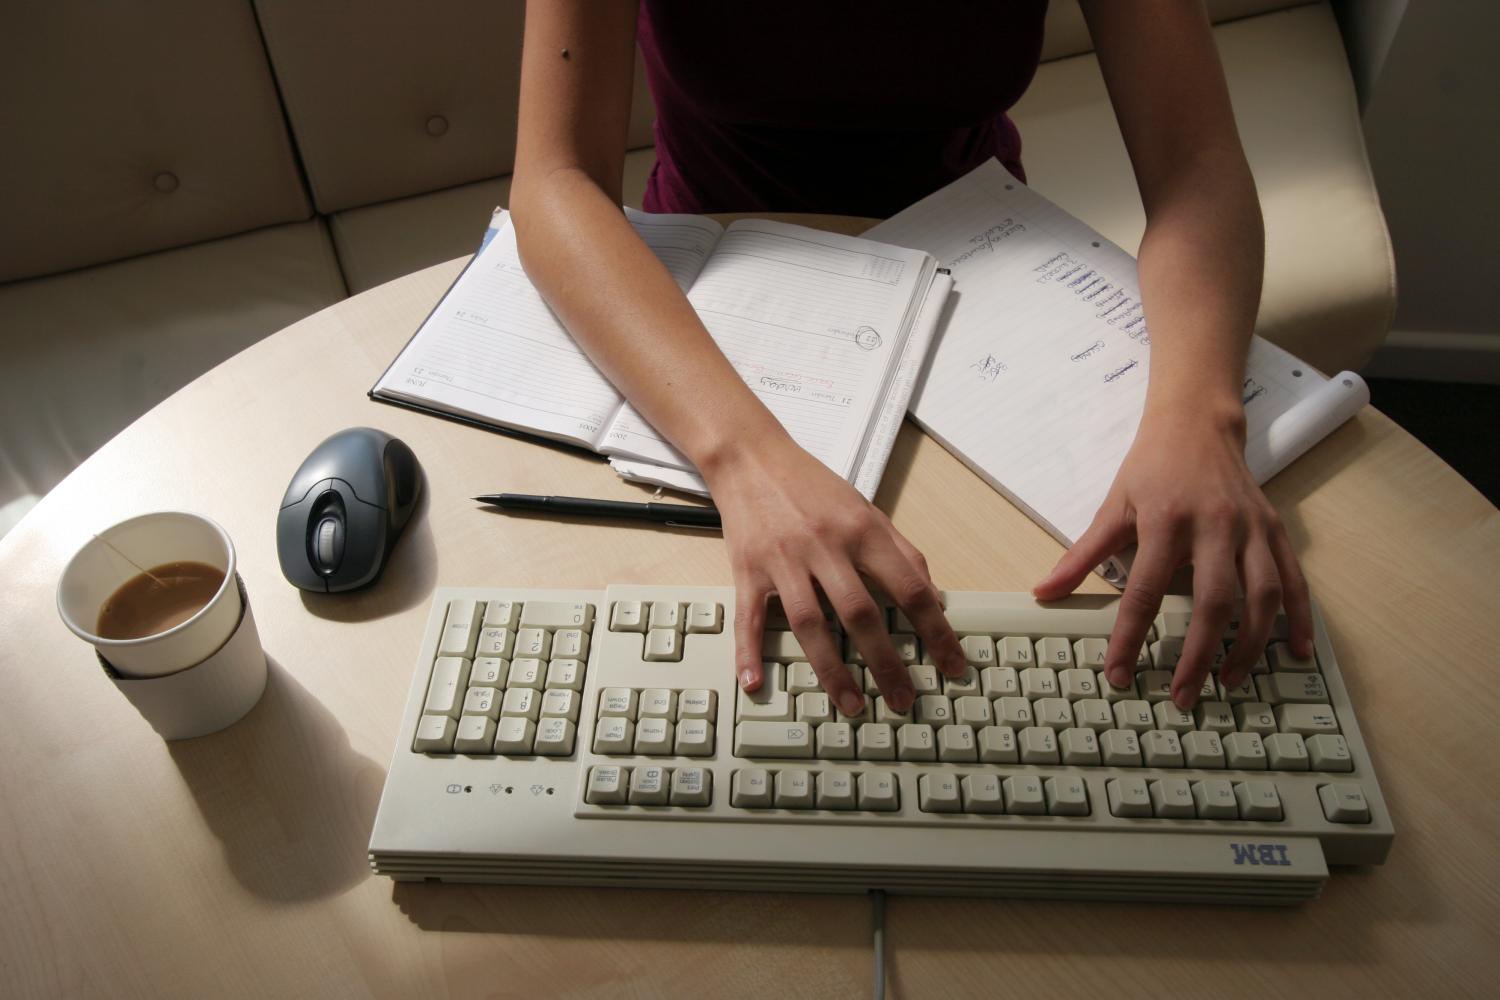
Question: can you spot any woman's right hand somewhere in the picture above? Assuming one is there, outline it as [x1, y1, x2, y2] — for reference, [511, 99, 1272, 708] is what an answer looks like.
[701, 434, 967, 716]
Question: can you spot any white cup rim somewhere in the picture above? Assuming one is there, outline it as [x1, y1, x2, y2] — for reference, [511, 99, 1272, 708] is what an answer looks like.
[56, 510, 238, 649]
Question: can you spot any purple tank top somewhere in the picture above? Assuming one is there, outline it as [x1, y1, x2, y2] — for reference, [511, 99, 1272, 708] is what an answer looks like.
[637, 0, 1049, 217]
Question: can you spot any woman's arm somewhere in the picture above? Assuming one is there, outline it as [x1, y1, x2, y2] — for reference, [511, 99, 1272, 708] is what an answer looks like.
[510, 1, 964, 714]
[1033, 0, 1314, 707]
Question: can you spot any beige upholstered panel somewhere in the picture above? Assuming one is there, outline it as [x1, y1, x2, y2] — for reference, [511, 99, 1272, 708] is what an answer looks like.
[0, 0, 311, 283]
[1040, 0, 1316, 62]
[0, 222, 345, 510]
[1015, 2, 1394, 374]
[255, 0, 656, 215]
[331, 148, 657, 294]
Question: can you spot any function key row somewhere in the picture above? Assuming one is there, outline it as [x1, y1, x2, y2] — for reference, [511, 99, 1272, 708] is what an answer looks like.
[730, 768, 899, 811]
[1107, 777, 1282, 820]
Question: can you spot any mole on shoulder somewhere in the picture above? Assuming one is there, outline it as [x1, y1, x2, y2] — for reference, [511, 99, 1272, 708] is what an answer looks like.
[561, 48, 570, 59]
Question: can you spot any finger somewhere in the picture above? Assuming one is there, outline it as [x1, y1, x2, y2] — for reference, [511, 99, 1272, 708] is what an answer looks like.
[732, 576, 772, 691]
[1173, 534, 1238, 710]
[1103, 535, 1179, 688]
[1222, 533, 1281, 691]
[878, 512, 936, 588]
[1268, 522, 1314, 658]
[857, 531, 965, 680]
[817, 560, 914, 713]
[777, 574, 863, 717]
[1033, 499, 1134, 600]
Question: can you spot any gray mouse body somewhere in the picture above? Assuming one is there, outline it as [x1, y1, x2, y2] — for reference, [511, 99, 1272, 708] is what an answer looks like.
[276, 427, 422, 592]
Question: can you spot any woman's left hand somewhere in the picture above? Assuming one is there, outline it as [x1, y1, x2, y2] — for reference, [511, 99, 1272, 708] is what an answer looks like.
[1031, 408, 1314, 710]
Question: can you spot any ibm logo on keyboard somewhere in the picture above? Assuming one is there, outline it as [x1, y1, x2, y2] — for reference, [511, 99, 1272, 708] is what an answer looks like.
[1229, 843, 1292, 866]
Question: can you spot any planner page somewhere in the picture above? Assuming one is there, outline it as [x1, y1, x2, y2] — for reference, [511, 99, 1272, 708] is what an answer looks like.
[599, 219, 933, 480]
[372, 210, 723, 448]
[866, 159, 1366, 548]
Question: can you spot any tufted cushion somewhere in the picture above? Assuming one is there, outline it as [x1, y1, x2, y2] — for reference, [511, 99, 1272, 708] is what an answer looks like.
[254, 0, 656, 215]
[0, 222, 345, 510]
[1014, 2, 1394, 374]
[0, 0, 311, 283]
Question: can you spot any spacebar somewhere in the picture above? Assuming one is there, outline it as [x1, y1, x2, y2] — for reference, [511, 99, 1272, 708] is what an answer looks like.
[734, 721, 814, 758]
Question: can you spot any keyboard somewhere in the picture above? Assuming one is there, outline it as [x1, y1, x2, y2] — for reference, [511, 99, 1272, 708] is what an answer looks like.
[368, 586, 1392, 905]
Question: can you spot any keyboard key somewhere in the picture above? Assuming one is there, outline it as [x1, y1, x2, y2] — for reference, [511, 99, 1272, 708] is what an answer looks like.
[1307, 733, 1354, 771]
[1113, 700, 1153, 734]
[610, 600, 646, 632]
[1019, 726, 1059, 764]
[915, 694, 953, 726]
[674, 718, 715, 757]
[1004, 775, 1045, 815]
[506, 657, 545, 690]
[734, 721, 814, 758]
[638, 688, 676, 720]
[514, 627, 550, 660]
[1257, 672, 1328, 705]
[897, 723, 937, 761]
[470, 657, 507, 688]
[534, 718, 576, 756]
[787, 662, 821, 695]
[413, 713, 456, 753]
[817, 771, 857, 810]
[1192, 779, 1238, 819]
[1152, 701, 1195, 734]
[980, 666, 1020, 698]
[644, 628, 682, 662]
[494, 716, 536, 754]
[736, 667, 790, 721]
[1034, 697, 1073, 730]
[600, 687, 638, 719]
[858, 772, 900, 811]
[1219, 675, 1259, 704]
[998, 636, 1034, 668]
[1194, 701, 1236, 735]
[1182, 730, 1226, 769]
[424, 656, 471, 718]
[858, 723, 896, 760]
[874, 697, 914, 725]
[1058, 668, 1099, 701]
[1036, 636, 1074, 668]
[1100, 729, 1142, 766]
[953, 695, 994, 727]
[630, 765, 671, 805]
[937, 724, 978, 762]
[962, 773, 1005, 814]
[454, 714, 497, 753]
[1265, 732, 1311, 770]
[919, 773, 963, 813]
[836, 694, 874, 725]
[977, 725, 1019, 763]
[475, 627, 514, 658]
[1020, 667, 1058, 699]
[1318, 783, 1370, 823]
[439, 599, 483, 657]
[1149, 778, 1195, 818]
[1045, 776, 1089, 816]
[634, 717, 674, 755]
[731, 769, 772, 808]
[462, 686, 501, 720]
[1234, 702, 1278, 736]
[1223, 731, 1268, 769]
[649, 601, 684, 632]
[816, 721, 855, 759]
[670, 767, 712, 807]
[1275, 704, 1340, 737]
[1107, 777, 1152, 817]
[960, 634, 996, 666]
[585, 765, 629, 805]
[546, 658, 584, 691]
[686, 602, 723, 634]
[774, 769, 815, 809]
[1149, 639, 1182, 670]
[908, 663, 942, 695]
[995, 696, 1033, 727]
[593, 716, 634, 755]
[890, 634, 920, 664]
[796, 692, 834, 725]
[1138, 671, 1174, 702]
[1235, 780, 1283, 821]
[677, 689, 717, 721]
[551, 628, 588, 660]
[942, 666, 982, 698]
[1141, 730, 1183, 768]
[1098, 670, 1137, 702]
[1267, 641, 1317, 672]
[1073, 637, 1109, 670]
[1059, 727, 1101, 766]
[501, 687, 540, 721]
[761, 630, 807, 662]
[1072, 699, 1113, 733]
[1154, 607, 1192, 640]
[482, 600, 520, 630]
[521, 601, 594, 631]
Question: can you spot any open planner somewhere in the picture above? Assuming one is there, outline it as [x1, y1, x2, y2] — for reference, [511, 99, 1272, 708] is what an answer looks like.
[865, 160, 1370, 583]
[371, 209, 953, 498]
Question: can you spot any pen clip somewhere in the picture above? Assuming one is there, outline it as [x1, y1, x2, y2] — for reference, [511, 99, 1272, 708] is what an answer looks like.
[665, 521, 722, 532]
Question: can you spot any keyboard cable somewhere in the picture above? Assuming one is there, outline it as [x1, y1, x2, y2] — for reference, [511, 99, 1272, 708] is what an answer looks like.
[870, 889, 887, 1000]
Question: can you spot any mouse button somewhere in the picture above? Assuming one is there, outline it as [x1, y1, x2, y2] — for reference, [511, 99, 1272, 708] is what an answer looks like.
[333, 494, 390, 583]
[306, 488, 349, 576]
[280, 474, 333, 510]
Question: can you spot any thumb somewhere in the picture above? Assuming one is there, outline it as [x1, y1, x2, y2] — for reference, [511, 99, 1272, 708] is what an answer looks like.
[1033, 503, 1132, 600]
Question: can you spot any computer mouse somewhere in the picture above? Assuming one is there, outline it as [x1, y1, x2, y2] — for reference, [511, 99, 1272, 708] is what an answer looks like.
[276, 427, 423, 593]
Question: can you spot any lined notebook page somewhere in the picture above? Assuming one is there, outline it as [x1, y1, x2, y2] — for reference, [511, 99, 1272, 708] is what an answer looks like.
[867, 160, 1368, 548]
[601, 220, 931, 478]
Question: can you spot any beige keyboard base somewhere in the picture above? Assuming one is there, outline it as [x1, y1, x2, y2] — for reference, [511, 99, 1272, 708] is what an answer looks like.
[369, 587, 1393, 906]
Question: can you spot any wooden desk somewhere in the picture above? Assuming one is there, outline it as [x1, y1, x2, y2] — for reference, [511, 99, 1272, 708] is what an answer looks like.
[2, 216, 1496, 998]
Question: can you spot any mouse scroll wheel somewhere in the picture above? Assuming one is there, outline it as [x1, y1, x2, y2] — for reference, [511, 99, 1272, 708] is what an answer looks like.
[314, 514, 344, 575]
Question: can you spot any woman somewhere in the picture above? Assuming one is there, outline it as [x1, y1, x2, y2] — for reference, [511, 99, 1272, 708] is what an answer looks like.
[509, 1, 1314, 719]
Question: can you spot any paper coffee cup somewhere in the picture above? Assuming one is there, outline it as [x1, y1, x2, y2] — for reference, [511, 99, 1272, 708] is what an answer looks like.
[57, 511, 243, 678]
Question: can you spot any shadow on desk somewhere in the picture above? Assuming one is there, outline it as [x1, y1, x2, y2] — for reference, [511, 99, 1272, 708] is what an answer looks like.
[169, 657, 385, 902]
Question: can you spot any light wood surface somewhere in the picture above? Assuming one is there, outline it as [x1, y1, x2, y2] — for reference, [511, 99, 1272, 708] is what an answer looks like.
[1, 215, 1497, 999]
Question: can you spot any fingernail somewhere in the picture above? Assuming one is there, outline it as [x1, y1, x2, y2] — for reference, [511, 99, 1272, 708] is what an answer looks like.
[839, 691, 865, 716]
[888, 687, 914, 713]
[1107, 666, 1130, 688]
[738, 668, 754, 689]
[1173, 688, 1194, 711]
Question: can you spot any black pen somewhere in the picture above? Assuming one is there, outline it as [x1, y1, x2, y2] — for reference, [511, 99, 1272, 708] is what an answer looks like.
[473, 493, 722, 530]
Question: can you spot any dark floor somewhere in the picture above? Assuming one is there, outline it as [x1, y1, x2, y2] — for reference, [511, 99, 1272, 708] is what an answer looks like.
[1365, 377, 1500, 505]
